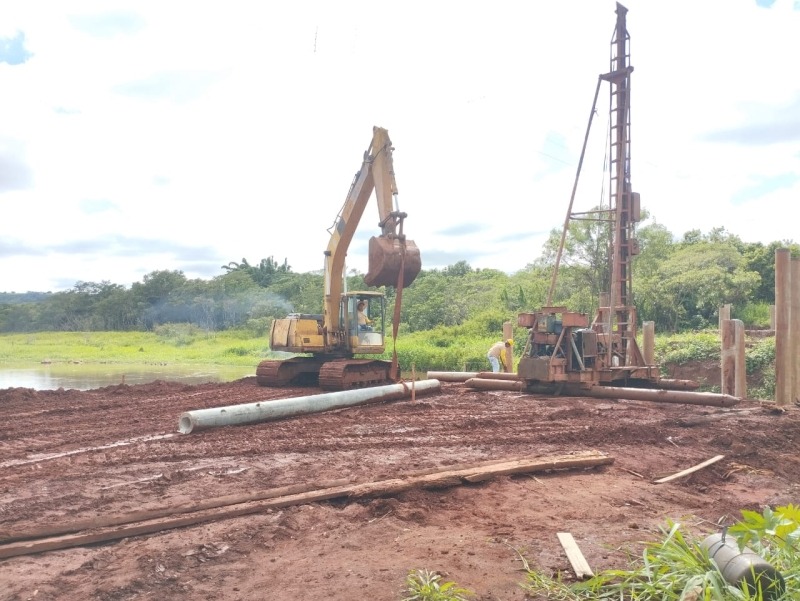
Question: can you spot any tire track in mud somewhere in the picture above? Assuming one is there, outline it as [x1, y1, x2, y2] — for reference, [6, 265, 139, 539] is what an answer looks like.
[0, 379, 314, 456]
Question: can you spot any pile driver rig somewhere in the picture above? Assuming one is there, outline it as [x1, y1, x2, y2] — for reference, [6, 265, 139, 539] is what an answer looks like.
[516, 3, 661, 390]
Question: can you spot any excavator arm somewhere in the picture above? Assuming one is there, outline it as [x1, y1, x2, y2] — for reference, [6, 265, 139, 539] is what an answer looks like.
[323, 126, 421, 334]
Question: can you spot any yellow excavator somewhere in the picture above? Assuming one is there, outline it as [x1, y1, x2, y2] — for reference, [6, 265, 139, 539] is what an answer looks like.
[256, 126, 421, 391]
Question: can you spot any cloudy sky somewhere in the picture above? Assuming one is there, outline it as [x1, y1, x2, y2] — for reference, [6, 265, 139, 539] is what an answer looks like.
[1, 0, 798, 293]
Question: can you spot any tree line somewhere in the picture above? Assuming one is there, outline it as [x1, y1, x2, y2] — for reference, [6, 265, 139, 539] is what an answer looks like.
[1, 218, 796, 335]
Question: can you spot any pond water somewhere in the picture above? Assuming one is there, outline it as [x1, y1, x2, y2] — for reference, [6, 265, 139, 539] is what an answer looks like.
[0, 363, 255, 391]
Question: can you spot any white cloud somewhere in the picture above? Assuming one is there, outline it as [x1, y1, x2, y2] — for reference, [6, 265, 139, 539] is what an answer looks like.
[0, 0, 799, 292]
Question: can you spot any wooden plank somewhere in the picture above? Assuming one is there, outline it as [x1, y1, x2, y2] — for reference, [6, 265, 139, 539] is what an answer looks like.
[461, 452, 613, 483]
[0, 478, 351, 545]
[346, 451, 613, 494]
[557, 532, 594, 579]
[0, 451, 613, 559]
[653, 455, 725, 484]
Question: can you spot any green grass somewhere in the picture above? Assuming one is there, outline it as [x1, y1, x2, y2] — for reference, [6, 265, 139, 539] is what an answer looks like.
[0, 326, 509, 374]
[0, 327, 272, 367]
[1, 327, 780, 388]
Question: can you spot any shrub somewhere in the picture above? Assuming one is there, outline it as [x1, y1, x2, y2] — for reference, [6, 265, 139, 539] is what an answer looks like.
[153, 323, 200, 346]
[736, 302, 772, 329]
[403, 569, 472, 601]
[654, 330, 720, 365]
[521, 506, 799, 600]
[746, 337, 775, 373]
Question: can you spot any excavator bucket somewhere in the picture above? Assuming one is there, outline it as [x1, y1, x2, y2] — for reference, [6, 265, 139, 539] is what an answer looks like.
[364, 236, 421, 288]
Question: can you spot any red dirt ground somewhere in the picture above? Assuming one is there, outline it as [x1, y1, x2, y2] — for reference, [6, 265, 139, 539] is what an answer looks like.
[1, 367, 798, 601]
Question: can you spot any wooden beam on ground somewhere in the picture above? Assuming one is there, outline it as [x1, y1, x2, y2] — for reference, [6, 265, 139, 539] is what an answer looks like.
[0, 451, 613, 559]
[557, 532, 594, 579]
[653, 455, 725, 484]
[0, 478, 351, 545]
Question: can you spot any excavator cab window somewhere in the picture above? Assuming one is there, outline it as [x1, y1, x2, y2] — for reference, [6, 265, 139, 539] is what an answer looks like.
[342, 294, 384, 346]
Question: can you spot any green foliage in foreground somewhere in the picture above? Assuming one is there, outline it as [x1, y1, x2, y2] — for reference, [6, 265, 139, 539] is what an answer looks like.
[521, 505, 798, 600]
[402, 569, 473, 601]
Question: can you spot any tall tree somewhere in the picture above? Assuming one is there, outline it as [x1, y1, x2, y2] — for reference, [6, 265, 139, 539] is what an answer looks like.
[638, 241, 760, 330]
[537, 206, 613, 311]
[222, 257, 291, 287]
[741, 240, 800, 304]
[131, 270, 189, 328]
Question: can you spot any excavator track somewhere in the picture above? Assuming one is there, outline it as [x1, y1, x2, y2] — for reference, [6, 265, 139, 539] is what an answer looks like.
[318, 359, 397, 391]
[257, 358, 398, 391]
[256, 357, 325, 387]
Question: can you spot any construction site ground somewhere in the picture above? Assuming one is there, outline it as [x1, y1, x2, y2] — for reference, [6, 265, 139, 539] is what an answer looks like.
[1, 363, 798, 601]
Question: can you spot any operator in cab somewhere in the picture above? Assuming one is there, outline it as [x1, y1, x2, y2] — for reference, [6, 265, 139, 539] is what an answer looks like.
[357, 300, 374, 332]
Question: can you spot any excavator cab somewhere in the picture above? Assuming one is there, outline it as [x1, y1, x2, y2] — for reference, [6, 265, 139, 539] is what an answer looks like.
[342, 292, 385, 351]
